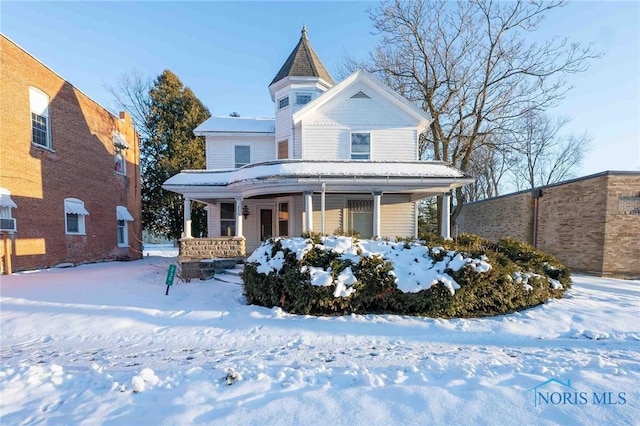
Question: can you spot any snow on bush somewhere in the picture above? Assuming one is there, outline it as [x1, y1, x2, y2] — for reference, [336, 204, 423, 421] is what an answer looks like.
[244, 234, 571, 317]
[248, 236, 492, 296]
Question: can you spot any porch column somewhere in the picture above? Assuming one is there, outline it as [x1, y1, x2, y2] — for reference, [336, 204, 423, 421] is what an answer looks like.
[183, 197, 192, 239]
[440, 191, 451, 239]
[235, 196, 243, 238]
[321, 183, 326, 235]
[372, 191, 382, 239]
[304, 191, 313, 232]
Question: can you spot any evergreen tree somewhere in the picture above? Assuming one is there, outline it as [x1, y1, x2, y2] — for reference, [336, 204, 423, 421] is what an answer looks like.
[142, 70, 210, 239]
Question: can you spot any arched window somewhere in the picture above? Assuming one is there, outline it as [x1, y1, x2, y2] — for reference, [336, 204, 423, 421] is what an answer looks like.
[29, 87, 51, 149]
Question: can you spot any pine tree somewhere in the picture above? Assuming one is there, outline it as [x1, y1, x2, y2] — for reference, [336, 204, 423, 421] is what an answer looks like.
[142, 70, 211, 239]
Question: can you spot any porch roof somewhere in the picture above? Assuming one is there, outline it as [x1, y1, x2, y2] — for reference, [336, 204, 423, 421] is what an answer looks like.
[163, 159, 474, 202]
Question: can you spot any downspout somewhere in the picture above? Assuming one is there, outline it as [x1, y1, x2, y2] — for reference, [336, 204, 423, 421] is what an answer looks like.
[532, 189, 543, 248]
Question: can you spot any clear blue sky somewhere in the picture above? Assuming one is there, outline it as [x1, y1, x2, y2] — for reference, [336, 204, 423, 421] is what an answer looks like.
[2, 1, 638, 177]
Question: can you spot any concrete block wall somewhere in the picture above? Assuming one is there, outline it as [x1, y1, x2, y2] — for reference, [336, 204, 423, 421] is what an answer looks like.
[457, 171, 640, 278]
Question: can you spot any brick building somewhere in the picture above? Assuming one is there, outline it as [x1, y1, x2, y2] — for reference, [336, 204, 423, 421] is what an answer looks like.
[0, 34, 142, 272]
[456, 171, 640, 278]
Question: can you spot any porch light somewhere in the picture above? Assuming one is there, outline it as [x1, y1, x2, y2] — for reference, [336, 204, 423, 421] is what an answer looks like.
[242, 205, 250, 219]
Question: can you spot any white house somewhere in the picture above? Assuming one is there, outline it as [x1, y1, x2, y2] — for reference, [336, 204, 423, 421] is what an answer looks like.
[163, 27, 473, 259]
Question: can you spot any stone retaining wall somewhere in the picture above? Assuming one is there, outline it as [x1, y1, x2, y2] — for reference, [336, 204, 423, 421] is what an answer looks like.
[179, 237, 245, 259]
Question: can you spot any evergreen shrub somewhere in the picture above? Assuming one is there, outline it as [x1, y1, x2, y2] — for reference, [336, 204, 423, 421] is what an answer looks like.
[242, 234, 571, 318]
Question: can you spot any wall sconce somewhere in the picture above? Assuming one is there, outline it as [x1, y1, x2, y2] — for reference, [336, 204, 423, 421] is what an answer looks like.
[242, 205, 250, 219]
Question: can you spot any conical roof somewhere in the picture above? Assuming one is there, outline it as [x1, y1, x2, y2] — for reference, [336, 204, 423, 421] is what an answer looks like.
[269, 26, 334, 87]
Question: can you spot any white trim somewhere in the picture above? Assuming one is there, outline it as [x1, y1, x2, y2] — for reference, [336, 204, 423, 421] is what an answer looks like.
[64, 198, 88, 235]
[278, 96, 290, 110]
[276, 196, 294, 237]
[295, 92, 313, 105]
[292, 70, 432, 131]
[117, 219, 129, 247]
[29, 86, 51, 149]
[350, 131, 372, 160]
[233, 144, 252, 169]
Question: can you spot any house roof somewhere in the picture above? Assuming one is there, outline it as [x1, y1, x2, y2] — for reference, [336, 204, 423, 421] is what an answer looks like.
[269, 26, 334, 87]
[193, 116, 275, 135]
[292, 70, 432, 132]
[163, 159, 474, 200]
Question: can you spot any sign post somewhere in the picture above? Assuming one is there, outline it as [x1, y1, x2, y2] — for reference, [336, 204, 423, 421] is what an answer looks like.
[165, 264, 177, 295]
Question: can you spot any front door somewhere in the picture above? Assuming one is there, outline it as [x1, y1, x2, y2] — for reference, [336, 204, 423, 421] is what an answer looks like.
[260, 209, 273, 241]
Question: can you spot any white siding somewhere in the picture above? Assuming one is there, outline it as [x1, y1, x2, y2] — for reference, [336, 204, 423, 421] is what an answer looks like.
[311, 194, 344, 234]
[295, 193, 415, 239]
[208, 203, 220, 237]
[293, 124, 302, 159]
[302, 127, 346, 160]
[374, 128, 418, 161]
[380, 195, 416, 238]
[300, 84, 419, 161]
[205, 135, 275, 169]
[275, 107, 292, 143]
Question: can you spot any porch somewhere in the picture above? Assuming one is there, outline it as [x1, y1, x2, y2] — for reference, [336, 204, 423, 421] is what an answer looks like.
[163, 159, 474, 262]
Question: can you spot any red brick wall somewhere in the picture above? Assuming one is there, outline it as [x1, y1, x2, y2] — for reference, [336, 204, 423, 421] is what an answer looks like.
[457, 172, 640, 278]
[0, 35, 142, 271]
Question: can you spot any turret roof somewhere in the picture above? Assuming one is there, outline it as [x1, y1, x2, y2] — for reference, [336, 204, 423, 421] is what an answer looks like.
[269, 25, 334, 87]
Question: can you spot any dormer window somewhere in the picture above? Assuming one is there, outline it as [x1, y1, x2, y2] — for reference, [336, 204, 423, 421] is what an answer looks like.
[296, 93, 312, 105]
[278, 96, 290, 109]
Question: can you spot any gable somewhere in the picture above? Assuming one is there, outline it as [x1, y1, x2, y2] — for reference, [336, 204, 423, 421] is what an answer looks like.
[304, 82, 416, 127]
[293, 71, 431, 131]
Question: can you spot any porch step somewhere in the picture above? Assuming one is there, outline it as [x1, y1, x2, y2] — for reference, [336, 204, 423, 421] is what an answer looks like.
[225, 267, 244, 277]
[213, 264, 244, 284]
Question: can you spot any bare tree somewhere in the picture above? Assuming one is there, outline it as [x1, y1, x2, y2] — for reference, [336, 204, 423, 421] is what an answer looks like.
[348, 0, 599, 226]
[105, 69, 152, 139]
[462, 141, 514, 201]
[509, 111, 590, 190]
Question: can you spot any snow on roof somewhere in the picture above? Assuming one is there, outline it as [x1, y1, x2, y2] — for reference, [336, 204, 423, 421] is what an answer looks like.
[194, 116, 275, 134]
[164, 160, 471, 187]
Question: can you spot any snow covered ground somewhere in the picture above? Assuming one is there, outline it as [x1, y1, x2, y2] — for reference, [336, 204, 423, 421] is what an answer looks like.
[1, 248, 638, 425]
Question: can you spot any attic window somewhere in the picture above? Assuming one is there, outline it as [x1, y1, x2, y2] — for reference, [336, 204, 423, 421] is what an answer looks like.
[351, 91, 371, 99]
[278, 96, 290, 109]
[296, 93, 312, 105]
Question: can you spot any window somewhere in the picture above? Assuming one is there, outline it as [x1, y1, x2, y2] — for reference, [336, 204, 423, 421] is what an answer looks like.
[0, 188, 17, 232]
[278, 202, 289, 236]
[220, 202, 236, 236]
[30, 87, 51, 148]
[277, 140, 288, 159]
[351, 133, 371, 160]
[234, 145, 251, 168]
[64, 198, 89, 235]
[116, 206, 134, 246]
[278, 96, 289, 109]
[347, 200, 373, 238]
[296, 93, 312, 105]
[0, 188, 17, 219]
[113, 132, 129, 174]
[117, 220, 127, 245]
